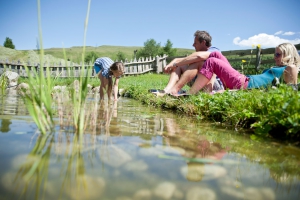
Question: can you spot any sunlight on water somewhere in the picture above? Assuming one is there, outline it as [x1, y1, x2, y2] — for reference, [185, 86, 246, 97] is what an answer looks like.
[0, 89, 299, 200]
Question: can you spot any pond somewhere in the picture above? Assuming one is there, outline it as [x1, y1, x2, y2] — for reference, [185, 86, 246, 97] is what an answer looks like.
[0, 89, 299, 200]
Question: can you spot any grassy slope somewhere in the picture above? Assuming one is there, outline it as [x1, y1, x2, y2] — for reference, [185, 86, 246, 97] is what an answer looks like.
[0, 45, 194, 64]
[35, 45, 195, 64]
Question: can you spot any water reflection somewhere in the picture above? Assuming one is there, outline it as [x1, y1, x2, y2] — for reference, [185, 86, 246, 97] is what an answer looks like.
[0, 119, 11, 132]
[0, 88, 29, 133]
[160, 117, 231, 185]
[0, 95, 299, 199]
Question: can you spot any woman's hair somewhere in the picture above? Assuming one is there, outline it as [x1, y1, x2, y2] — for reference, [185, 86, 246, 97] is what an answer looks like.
[277, 43, 300, 67]
[194, 30, 212, 47]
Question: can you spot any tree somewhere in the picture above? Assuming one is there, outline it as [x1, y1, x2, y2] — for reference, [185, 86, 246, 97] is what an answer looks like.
[3, 37, 15, 49]
[161, 39, 177, 57]
[84, 51, 99, 63]
[136, 39, 161, 59]
[136, 38, 177, 59]
[116, 51, 126, 62]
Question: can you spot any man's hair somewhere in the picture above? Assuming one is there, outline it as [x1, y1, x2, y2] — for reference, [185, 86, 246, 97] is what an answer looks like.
[194, 30, 212, 47]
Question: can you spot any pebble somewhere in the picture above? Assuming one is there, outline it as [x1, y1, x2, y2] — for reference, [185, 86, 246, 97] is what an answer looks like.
[153, 181, 176, 199]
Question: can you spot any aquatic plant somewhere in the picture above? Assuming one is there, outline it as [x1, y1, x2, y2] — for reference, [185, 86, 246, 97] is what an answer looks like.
[0, 69, 8, 93]
[22, 0, 55, 134]
[22, 0, 93, 135]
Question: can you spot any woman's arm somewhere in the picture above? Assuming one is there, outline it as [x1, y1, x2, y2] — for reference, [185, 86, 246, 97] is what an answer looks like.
[284, 65, 298, 84]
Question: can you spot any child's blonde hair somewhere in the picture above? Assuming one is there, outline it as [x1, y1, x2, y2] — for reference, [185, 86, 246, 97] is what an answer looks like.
[277, 43, 300, 67]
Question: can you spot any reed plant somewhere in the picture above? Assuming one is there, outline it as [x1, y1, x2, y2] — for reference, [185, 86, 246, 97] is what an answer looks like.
[12, 129, 100, 199]
[22, 0, 93, 135]
[22, 0, 55, 134]
[13, 134, 54, 200]
[0, 69, 8, 93]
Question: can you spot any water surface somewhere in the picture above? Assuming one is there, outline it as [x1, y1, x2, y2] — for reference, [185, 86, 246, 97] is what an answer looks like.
[0, 89, 299, 200]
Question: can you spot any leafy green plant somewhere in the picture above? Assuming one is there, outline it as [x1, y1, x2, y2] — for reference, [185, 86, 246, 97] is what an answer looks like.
[251, 85, 300, 137]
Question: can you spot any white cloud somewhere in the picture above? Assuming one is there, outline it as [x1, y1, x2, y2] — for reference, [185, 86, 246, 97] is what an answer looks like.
[283, 31, 295, 36]
[233, 33, 300, 48]
[274, 31, 283, 35]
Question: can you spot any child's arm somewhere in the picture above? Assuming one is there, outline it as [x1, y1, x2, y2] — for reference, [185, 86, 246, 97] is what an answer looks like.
[113, 77, 120, 100]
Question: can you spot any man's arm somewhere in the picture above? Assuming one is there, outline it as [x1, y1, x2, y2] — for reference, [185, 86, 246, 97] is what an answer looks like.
[164, 51, 211, 73]
[176, 51, 211, 67]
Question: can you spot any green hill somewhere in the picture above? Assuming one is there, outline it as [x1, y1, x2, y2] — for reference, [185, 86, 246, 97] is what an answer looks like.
[36, 45, 195, 64]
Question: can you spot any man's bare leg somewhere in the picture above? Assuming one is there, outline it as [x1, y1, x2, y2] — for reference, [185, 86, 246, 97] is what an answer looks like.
[188, 73, 210, 94]
[202, 74, 217, 93]
[169, 62, 203, 95]
[163, 65, 189, 93]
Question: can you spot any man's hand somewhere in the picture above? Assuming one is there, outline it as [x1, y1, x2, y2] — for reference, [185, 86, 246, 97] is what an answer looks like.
[164, 60, 178, 74]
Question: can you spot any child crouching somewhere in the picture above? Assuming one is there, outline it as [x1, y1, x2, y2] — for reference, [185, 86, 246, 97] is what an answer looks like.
[94, 57, 125, 101]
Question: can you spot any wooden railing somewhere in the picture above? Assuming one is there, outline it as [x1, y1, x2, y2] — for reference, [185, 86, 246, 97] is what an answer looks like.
[0, 54, 168, 78]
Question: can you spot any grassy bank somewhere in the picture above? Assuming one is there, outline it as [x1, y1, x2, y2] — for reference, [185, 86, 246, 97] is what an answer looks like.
[115, 73, 300, 141]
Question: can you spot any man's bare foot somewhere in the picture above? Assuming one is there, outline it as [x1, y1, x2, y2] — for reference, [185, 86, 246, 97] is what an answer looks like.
[151, 90, 167, 97]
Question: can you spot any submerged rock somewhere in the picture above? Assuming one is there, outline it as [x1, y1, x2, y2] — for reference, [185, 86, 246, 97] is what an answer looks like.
[153, 181, 176, 199]
[186, 186, 216, 200]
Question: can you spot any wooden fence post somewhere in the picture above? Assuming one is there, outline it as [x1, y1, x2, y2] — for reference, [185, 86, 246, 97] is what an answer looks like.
[255, 46, 261, 72]
[155, 56, 161, 73]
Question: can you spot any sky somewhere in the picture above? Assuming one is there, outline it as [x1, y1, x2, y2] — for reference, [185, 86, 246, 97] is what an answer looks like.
[0, 0, 300, 51]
